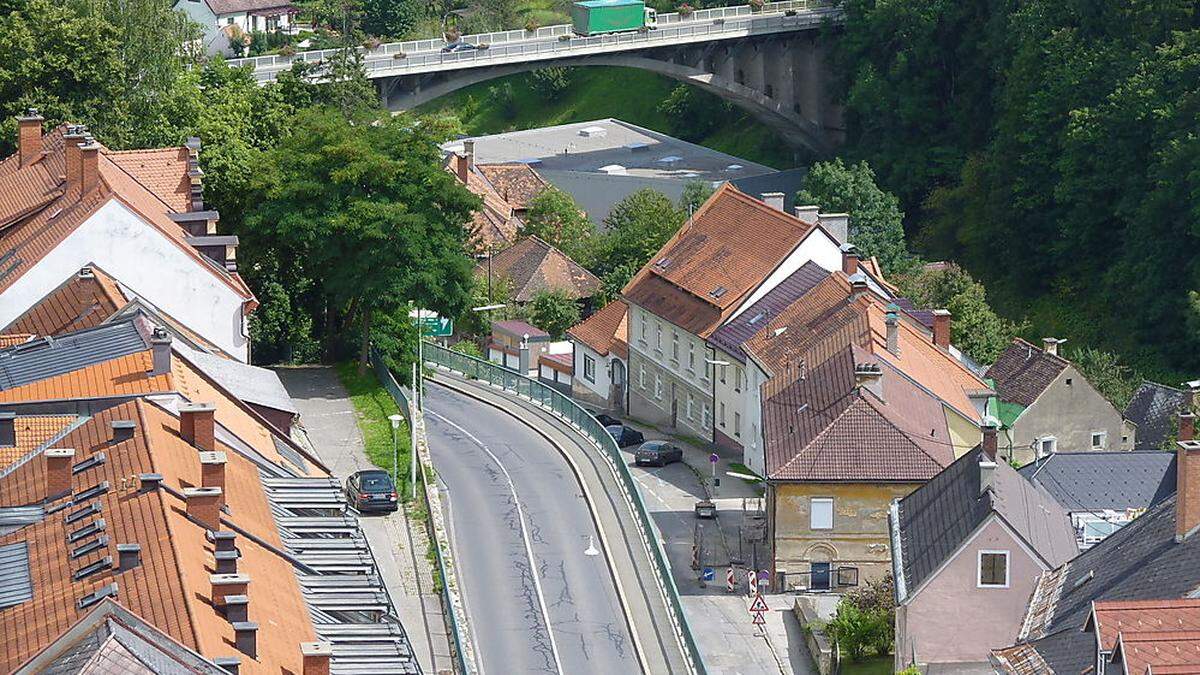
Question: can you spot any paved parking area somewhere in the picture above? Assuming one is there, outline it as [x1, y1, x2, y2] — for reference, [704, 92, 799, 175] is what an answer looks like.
[277, 366, 452, 675]
[614, 418, 816, 675]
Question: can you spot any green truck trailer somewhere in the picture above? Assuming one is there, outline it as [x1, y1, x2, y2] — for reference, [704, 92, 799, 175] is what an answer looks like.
[570, 0, 658, 36]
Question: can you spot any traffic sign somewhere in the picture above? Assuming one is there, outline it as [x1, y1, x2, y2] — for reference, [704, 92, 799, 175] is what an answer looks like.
[701, 567, 715, 582]
[758, 570, 771, 585]
[726, 567, 736, 593]
[751, 612, 766, 626]
[749, 594, 769, 613]
[747, 570, 758, 596]
[409, 309, 453, 337]
[709, 453, 719, 464]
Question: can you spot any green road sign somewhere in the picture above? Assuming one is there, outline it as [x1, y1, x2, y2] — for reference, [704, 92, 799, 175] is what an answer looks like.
[417, 315, 453, 337]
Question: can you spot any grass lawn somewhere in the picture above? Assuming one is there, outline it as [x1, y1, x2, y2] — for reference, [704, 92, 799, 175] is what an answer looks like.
[336, 362, 415, 500]
[840, 655, 893, 675]
[414, 66, 797, 169]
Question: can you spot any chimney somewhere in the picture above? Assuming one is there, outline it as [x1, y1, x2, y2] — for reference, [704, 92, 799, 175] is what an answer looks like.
[184, 486, 223, 530]
[117, 543, 141, 571]
[17, 108, 44, 167]
[111, 420, 136, 443]
[854, 362, 884, 400]
[456, 153, 469, 183]
[63, 125, 87, 194]
[1176, 439, 1200, 542]
[214, 657, 241, 674]
[80, 137, 100, 197]
[210, 530, 237, 552]
[210, 573, 250, 605]
[186, 137, 204, 210]
[760, 192, 785, 211]
[1042, 337, 1064, 356]
[463, 139, 475, 170]
[980, 457, 997, 495]
[819, 213, 849, 244]
[793, 205, 819, 225]
[981, 419, 999, 461]
[215, 549, 239, 575]
[301, 642, 334, 675]
[885, 304, 901, 355]
[0, 412, 14, 447]
[179, 403, 216, 452]
[849, 272, 869, 301]
[220, 594, 249, 622]
[45, 448, 76, 500]
[932, 309, 952, 349]
[200, 451, 227, 495]
[149, 328, 172, 376]
[138, 473, 163, 491]
[840, 243, 859, 276]
[233, 622, 258, 658]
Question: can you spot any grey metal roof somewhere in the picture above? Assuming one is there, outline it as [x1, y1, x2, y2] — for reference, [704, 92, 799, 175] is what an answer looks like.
[1018, 494, 1200, 674]
[708, 261, 829, 363]
[0, 320, 147, 391]
[894, 446, 1078, 601]
[1125, 381, 1188, 451]
[0, 505, 44, 537]
[0, 540, 33, 609]
[1018, 451, 1176, 512]
[174, 344, 298, 414]
[260, 475, 419, 674]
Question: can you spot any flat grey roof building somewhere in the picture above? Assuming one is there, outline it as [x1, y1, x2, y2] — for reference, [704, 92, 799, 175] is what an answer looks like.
[443, 119, 798, 224]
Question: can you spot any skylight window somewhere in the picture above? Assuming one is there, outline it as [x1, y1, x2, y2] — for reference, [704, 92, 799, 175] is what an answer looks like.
[73, 555, 113, 581]
[71, 535, 109, 559]
[709, 286, 727, 299]
[748, 312, 766, 326]
[68, 518, 106, 543]
[77, 583, 118, 610]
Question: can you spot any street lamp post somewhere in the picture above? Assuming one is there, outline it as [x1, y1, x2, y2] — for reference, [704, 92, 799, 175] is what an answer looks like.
[388, 413, 404, 497]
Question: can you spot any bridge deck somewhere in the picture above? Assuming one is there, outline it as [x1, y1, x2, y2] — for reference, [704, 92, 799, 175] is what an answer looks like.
[229, 1, 839, 83]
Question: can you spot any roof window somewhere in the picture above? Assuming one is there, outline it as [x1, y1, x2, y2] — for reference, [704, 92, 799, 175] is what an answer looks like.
[710, 286, 727, 299]
[72, 480, 110, 503]
[72, 452, 106, 475]
[76, 583, 118, 609]
[68, 518, 106, 543]
[65, 501, 101, 525]
[73, 556, 113, 581]
[71, 535, 109, 559]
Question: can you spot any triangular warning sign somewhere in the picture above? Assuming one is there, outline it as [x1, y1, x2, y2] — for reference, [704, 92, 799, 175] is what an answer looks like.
[749, 595, 769, 613]
[751, 612, 767, 625]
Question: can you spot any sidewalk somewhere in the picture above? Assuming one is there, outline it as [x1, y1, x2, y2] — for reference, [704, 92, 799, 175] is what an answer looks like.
[277, 366, 453, 675]
[605, 413, 814, 674]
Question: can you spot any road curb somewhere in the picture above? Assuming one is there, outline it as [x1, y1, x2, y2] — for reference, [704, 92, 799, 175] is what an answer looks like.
[427, 373, 653, 674]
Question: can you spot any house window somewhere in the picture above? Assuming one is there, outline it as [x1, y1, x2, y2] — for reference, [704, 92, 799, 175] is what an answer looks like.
[639, 363, 645, 388]
[702, 403, 710, 429]
[226, 16, 234, 24]
[1066, 378, 1073, 386]
[752, 423, 758, 449]
[978, 551, 1009, 588]
[671, 332, 679, 362]
[734, 412, 741, 437]
[640, 317, 647, 343]
[583, 355, 596, 383]
[1091, 431, 1107, 450]
[687, 342, 695, 371]
[720, 365, 727, 384]
[656, 323, 662, 351]
[654, 372, 662, 400]
[1039, 436, 1057, 457]
[719, 402, 726, 427]
[686, 393, 694, 420]
[735, 367, 743, 393]
[810, 498, 834, 530]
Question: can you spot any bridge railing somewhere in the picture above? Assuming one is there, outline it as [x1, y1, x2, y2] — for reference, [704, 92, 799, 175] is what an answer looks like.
[229, 0, 833, 81]
[423, 341, 707, 675]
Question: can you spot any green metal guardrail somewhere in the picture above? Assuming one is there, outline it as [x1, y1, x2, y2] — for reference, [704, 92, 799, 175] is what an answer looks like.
[423, 342, 706, 675]
[370, 348, 473, 675]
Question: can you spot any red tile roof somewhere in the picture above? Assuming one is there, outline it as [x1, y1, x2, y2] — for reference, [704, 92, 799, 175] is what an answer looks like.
[0, 414, 77, 471]
[105, 148, 191, 213]
[567, 300, 628, 359]
[623, 183, 815, 338]
[475, 163, 549, 210]
[1091, 599, 1200, 653]
[1113, 630, 1200, 675]
[446, 154, 522, 253]
[986, 338, 1070, 409]
[482, 236, 600, 302]
[3, 268, 127, 336]
[0, 400, 317, 673]
[0, 126, 254, 307]
[0, 333, 34, 347]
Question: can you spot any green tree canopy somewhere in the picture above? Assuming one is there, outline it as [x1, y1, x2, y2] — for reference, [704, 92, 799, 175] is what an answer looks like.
[521, 187, 595, 264]
[592, 188, 685, 279]
[797, 158, 913, 275]
[242, 108, 478, 369]
[896, 263, 1024, 364]
[522, 290, 581, 340]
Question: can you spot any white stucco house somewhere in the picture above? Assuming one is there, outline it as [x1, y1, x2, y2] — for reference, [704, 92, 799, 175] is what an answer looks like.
[0, 112, 258, 361]
[174, 0, 298, 55]
[567, 299, 629, 412]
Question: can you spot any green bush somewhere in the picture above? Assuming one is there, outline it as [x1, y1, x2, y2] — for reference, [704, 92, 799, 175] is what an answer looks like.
[450, 340, 483, 358]
[828, 575, 896, 661]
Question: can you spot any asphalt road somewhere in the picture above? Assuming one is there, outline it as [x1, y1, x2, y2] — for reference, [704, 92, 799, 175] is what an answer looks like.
[423, 382, 637, 675]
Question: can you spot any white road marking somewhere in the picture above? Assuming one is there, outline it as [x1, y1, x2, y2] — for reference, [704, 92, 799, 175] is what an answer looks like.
[427, 409, 565, 675]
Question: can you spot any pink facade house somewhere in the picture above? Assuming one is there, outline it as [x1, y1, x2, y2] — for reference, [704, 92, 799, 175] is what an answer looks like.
[889, 423, 1078, 672]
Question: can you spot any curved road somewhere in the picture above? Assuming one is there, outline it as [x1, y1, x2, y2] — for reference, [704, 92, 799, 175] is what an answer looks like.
[424, 382, 636, 674]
